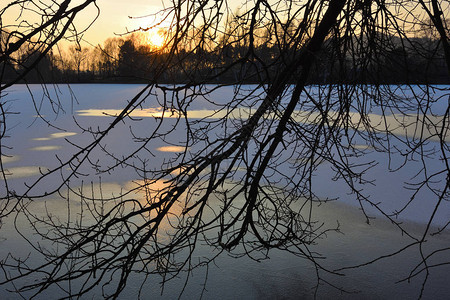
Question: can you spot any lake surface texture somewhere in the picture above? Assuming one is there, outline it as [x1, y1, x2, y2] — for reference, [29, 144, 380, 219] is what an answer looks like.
[0, 84, 449, 299]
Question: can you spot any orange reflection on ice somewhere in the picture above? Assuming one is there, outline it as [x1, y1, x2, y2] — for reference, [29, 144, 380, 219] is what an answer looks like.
[156, 146, 188, 152]
[2, 166, 44, 179]
[1, 155, 20, 164]
[77, 107, 180, 118]
[29, 146, 62, 151]
[33, 132, 77, 141]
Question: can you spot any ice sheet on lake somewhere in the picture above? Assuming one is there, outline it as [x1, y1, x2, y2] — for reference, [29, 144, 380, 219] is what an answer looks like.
[77, 107, 449, 142]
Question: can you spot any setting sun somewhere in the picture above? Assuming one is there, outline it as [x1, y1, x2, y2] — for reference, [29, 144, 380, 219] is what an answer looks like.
[147, 28, 166, 49]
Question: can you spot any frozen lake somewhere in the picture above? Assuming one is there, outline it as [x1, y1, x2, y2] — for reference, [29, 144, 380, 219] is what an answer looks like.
[0, 84, 449, 299]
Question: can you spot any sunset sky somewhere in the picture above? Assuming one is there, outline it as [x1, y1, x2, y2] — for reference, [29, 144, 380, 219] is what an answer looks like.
[77, 0, 242, 45]
[2, 0, 167, 45]
[3, 0, 448, 46]
[82, 0, 166, 44]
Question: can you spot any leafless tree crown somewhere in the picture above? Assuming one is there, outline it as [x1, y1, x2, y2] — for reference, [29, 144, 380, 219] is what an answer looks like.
[0, 0, 449, 298]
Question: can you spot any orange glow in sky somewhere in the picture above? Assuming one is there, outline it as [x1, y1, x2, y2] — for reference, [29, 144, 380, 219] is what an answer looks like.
[82, 0, 166, 44]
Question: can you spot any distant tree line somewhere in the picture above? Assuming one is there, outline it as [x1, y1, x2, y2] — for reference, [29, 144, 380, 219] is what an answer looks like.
[1, 25, 448, 84]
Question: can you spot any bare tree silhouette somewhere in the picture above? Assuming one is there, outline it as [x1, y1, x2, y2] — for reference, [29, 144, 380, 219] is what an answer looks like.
[0, 0, 449, 299]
